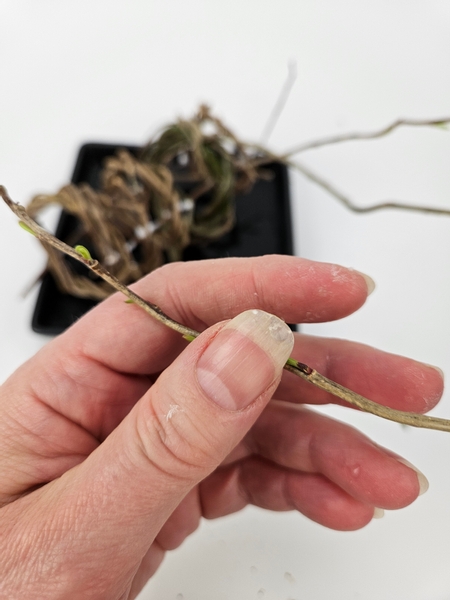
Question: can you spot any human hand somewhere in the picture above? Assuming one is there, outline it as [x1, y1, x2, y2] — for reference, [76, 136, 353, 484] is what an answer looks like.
[0, 255, 442, 599]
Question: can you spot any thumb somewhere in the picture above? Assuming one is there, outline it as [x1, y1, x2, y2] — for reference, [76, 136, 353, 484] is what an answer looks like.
[2, 310, 293, 596]
[134, 308, 295, 485]
[104, 308, 294, 523]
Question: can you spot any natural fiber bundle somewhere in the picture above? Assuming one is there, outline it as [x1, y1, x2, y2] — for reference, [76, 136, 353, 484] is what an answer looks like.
[27, 106, 266, 300]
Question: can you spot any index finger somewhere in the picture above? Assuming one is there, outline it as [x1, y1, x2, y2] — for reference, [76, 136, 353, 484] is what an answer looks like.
[0, 255, 371, 445]
[74, 254, 371, 374]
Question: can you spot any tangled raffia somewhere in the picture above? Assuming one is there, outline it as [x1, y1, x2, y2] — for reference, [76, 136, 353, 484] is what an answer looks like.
[27, 105, 268, 300]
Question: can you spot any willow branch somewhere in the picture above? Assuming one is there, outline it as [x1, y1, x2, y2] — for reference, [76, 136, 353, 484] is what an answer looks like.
[283, 116, 450, 157]
[285, 359, 450, 432]
[1, 185, 450, 432]
[288, 158, 450, 216]
[252, 138, 450, 217]
[260, 60, 297, 145]
[0, 186, 197, 339]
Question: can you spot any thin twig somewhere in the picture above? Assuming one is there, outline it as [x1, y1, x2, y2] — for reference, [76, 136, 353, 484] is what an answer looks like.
[1, 185, 450, 432]
[253, 150, 450, 216]
[0, 186, 197, 339]
[285, 359, 450, 432]
[260, 60, 297, 145]
[252, 127, 450, 217]
[288, 158, 450, 216]
[283, 116, 450, 157]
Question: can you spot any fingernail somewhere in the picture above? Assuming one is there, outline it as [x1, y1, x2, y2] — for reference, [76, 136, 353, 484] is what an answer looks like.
[396, 457, 429, 496]
[197, 310, 294, 411]
[372, 507, 385, 519]
[354, 270, 376, 296]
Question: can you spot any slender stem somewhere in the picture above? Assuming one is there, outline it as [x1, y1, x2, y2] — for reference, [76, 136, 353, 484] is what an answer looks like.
[287, 159, 450, 217]
[285, 360, 450, 432]
[252, 144, 450, 217]
[283, 116, 450, 157]
[260, 60, 297, 145]
[0, 186, 198, 338]
[1, 185, 450, 432]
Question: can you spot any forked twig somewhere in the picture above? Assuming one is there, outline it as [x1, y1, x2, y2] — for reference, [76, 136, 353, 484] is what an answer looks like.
[2, 185, 449, 433]
[253, 115, 450, 217]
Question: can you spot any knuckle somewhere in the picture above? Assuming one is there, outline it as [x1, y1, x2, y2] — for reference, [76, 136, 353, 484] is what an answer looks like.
[134, 394, 221, 484]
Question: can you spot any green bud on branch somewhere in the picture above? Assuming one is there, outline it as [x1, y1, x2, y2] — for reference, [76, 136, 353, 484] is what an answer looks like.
[74, 245, 92, 260]
[19, 221, 36, 236]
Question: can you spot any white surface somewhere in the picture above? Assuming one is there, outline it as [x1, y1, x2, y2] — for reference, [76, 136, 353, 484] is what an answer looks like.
[1, 2, 450, 598]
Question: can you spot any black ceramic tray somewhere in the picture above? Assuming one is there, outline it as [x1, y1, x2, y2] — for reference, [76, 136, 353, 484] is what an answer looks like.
[32, 143, 294, 334]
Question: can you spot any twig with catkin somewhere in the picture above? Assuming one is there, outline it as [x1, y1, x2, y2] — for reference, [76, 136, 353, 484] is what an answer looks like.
[2, 184, 450, 433]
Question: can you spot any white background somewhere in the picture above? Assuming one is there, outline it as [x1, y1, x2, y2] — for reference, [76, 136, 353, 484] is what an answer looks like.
[1, 2, 450, 599]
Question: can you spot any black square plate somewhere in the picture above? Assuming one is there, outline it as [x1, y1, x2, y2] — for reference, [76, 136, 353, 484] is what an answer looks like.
[31, 143, 294, 334]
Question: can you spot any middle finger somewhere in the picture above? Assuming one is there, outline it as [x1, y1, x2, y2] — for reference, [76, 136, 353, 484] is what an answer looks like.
[246, 401, 425, 510]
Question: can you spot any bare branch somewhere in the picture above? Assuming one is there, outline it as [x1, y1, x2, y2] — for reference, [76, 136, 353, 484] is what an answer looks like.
[286, 360, 450, 432]
[0, 186, 198, 339]
[288, 158, 450, 216]
[2, 185, 450, 432]
[283, 116, 450, 157]
[260, 60, 297, 145]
